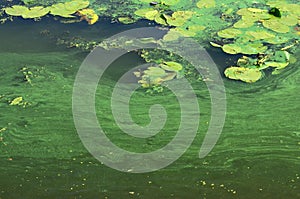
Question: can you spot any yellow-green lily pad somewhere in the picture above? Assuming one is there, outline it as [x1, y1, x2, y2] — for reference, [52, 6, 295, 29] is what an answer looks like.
[224, 67, 262, 83]
[233, 19, 254, 29]
[160, 61, 183, 71]
[145, 10, 159, 20]
[245, 30, 275, 40]
[134, 8, 155, 17]
[22, 6, 50, 18]
[262, 19, 290, 33]
[4, 5, 28, 16]
[222, 44, 242, 54]
[217, 28, 242, 39]
[197, 0, 215, 8]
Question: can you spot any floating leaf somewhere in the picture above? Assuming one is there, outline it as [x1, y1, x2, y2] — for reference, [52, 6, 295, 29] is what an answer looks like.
[280, 15, 298, 26]
[196, 0, 215, 8]
[160, 61, 183, 71]
[188, 25, 206, 32]
[239, 42, 268, 55]
[10, 97, 23, 105]
[262, 19, 290, 33]
[162, 29, 182, 41]
[217, 28, 242, 39]
[134, 8, 155, 17]
[118, 17, 136, 24]
[144, 66, 166, 77]
[222, 44, 242, 54]
[264, 61, 289, 69]
[164, 11, 193, 26]
[264, 35, 289, 44]
[4, 5, 29, 16]
[154, 14, 167, 25]
[145, 10, 159, 20]
[22, 6, 50, 18]
[245, 30, 275, 40]
[160, 0, 180, 5]
[233, 19, 254, 28]
[224, 67, 262, 83]
[210, 41, 222, 48]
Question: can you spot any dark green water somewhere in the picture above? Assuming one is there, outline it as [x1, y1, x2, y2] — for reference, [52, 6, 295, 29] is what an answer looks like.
[0, 18, 299, 199]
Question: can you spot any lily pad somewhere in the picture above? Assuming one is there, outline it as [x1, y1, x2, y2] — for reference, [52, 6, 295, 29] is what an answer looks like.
[164, 11, 193, 26]
[188, 25, 206, 32]
[4, 5, 29, 16]
[144, 66, 166, 77]
[262, 19, 290, 33]
[118, 17, 136, 24]
[233, 19, 254, 29]
[160, 61, 183, 71]
[264, 35, 289, 44]
[217, 28, 242, 39]
[162, 29, 182, 41]
[134, 8, 155, 17]
[49, 0, 89, 18]
[145, 10, 159, 20]
[4, 5, 50, 19]
[245, 30, 275, 40]
[224, 67, 262, 83]
[222, 44, 242, 54]
[239, 42, 268, 55]
[196, 0, 215, 8]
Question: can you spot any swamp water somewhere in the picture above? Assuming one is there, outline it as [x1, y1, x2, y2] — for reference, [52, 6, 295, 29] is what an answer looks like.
[0, 17, 299, 199]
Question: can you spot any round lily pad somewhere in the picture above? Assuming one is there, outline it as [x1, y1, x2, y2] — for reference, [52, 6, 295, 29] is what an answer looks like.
[4, 5, 28, 16]
[262, 19, 290, 33]
[224, 67, 262, 83]
[280, 15, 298, 26]
[217, 28, 242, 39]
[245, 30, 275, 40]
[222, 44, 242, 54]
[264, 35, 289, 44]
[239, 42, 268, 55]
[22, 6, 50, 18]
[233, 19, 254, 29]
[134, 8, 155, 17]
[196, 0, 215, 8]
[188, 25, 206, 32]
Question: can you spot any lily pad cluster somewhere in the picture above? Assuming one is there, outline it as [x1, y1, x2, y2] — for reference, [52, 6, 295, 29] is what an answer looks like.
[133, 61, 183, 88]
[224, 49, 295, 83]
[3, 0, 93, 22]
[134, 7, 194, 26]
[210, 0, 300, 83]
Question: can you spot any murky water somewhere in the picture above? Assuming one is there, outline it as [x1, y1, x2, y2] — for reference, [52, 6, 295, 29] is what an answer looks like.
[0, 17, 299, 199]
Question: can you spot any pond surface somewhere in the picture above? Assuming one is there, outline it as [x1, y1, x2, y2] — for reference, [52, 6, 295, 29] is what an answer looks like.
[0, 16, 299, 199]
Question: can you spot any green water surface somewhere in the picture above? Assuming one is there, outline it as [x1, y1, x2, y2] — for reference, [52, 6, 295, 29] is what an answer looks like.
[0, 17, 299, 199]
